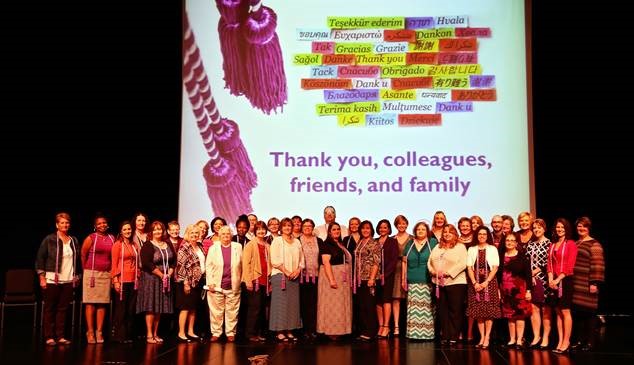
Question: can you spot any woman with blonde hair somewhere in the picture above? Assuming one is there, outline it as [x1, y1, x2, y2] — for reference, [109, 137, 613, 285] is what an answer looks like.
[525, 218, 551, 348]
[427, 224, 467, 345]
[36, 212, 81, 346]
[517, 212, 535, 249]
[175, 224, 206, 342]
[431, 211, 447, 241]
[269, 218, 304, 341]
[391, 214, 412, 337]
[242, 221, 271, 342]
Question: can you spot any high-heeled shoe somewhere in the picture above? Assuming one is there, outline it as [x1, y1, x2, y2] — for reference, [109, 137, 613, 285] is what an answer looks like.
[480, 338, 490, 350]
[553, 346, 570, 354]
[377, 326, 391, 339]
[394, 326, 400, 337]
[95, 331, 104, 344]
[529, 337, 541, 348]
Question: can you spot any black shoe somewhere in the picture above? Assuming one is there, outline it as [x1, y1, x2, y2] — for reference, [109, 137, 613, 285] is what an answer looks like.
[570, 341, 583, 350]
[177, 336, 192, 343]
[553, 346, 570, 354]
[186, 334, 202, 342]
[573, 343, 592, 352]
[580, 344, 593, 352]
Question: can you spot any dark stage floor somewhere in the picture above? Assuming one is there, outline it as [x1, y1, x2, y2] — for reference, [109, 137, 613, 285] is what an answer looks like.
[1, 313, 631, 365]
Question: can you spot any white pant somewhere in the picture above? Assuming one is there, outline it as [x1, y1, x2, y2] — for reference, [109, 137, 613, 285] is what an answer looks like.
[207, 289, 241, 337]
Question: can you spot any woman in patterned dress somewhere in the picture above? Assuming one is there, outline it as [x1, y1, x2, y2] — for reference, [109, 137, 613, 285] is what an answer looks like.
[401, 221, 437, 340]
[466, 226, 501, 349]
[353, 220, 381, 341]
[525, 218, 551, 348]
[136, 221, 175, 344]
[500, 232, 532, 347]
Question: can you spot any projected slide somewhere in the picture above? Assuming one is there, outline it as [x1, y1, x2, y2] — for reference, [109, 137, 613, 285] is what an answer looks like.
[180, 0, 531, 225]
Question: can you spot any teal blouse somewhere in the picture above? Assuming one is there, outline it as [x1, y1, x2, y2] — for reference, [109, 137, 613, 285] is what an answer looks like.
[404, 237, 437, 283]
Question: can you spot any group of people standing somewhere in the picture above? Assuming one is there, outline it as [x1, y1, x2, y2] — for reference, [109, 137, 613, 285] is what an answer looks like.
[34, 208, 604, 355]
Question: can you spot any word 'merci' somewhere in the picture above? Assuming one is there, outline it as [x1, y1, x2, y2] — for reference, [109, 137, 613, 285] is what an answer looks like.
[269, 151, 491, 172]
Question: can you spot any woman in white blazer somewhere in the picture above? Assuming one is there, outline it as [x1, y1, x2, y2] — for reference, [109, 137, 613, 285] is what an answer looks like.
[205, 225, 243, 342]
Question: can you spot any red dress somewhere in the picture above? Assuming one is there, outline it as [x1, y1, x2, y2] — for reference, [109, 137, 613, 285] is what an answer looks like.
[501, 255, 532, 319]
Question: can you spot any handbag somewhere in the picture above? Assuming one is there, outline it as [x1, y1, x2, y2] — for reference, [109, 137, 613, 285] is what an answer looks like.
[532, 277, 545, 303]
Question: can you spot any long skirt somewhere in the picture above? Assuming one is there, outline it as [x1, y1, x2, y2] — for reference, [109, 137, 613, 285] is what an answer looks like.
[406, 283, 434, 340]
[316, 264, 352, 335]
[269, 274, 301, 331]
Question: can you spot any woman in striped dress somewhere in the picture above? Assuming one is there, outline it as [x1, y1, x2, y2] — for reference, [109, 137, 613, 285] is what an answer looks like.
[401, 221, 437, 340]
[269, 218, 304, 341]
[299, 218, 322, 339]
[571, 217, 605, 351]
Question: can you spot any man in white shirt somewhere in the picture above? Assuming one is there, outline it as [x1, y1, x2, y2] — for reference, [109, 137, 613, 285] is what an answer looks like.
[314, 205, 348, 240]
[246, 213, 258, 240]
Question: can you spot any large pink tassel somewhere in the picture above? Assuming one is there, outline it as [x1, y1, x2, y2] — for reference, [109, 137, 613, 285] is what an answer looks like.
[184, 45, 253, 221]
[242, 0, 287, 114]
[185, 15, 258, 192]
[212, 118, 258, 190]
[216, 0, 250, 95]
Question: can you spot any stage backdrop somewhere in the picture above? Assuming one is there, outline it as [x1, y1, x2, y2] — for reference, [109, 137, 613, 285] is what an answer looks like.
[180, 0, 531, 225]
